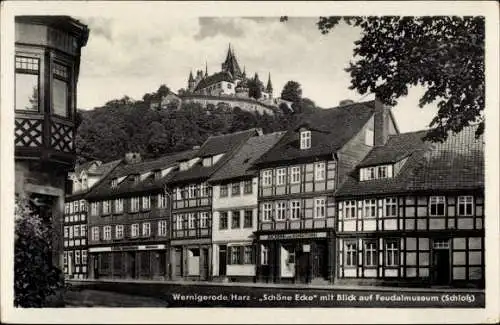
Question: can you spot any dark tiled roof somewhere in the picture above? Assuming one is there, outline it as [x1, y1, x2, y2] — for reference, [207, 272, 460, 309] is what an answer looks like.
[74, 160, 100, 175]
[254, 101, 377, 165]
[88, 159, 122, 176]
[194, 72, 233, 91]
[167, 129, 259, 185]
[336, 126, 484, 197]
[86, 150, 197, 200]
[209, 131, 286, 183]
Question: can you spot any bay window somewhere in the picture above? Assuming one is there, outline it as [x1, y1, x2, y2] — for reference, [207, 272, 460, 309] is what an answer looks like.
[15, 56, 40, 112]
[52, 62, 70, 117]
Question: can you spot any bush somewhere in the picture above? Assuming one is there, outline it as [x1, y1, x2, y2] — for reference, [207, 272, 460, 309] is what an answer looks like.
[14, 196, 64, 307]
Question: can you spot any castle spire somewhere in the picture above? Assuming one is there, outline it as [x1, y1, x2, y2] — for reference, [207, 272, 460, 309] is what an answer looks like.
[205, 61, 208, 77]
[266, 72, 273, 92]
[188, 70, 194, 82]
[242, 66, 246, 78]
[221, 43, 243, 79]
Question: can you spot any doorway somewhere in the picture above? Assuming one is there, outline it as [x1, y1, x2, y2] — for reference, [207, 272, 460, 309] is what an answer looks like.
[173, 247, 183, 278]
[313, 241, 328, 279]
[200, 248, 209, 280]
[127, 252, 136, 279]
[432, 239, 451, 285]
[219, 245, 227, 276]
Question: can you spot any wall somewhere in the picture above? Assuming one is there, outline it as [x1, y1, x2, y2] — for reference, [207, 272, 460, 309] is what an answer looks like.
[180, 95, 276, 115]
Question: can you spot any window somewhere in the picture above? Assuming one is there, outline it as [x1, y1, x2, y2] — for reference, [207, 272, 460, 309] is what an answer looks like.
[364, 241, 377, 267]
[261, 245, 269, 265]
[384, 198, 397, 217]
[315, 162, 326, 181]
[74, 201, 79, 213]
[385, 241, 399, 267]
[276, 201, 287, 221]
[363, 199, 377, 218]
[131, 224, 140, 237]
[230, 246, 241, 264]
[63, 252, 68, 265]
[90, 202, 99, 216]
[276, 168, 286, 186]
[75, 251, 81, 265]
[69, 226, 74, 239]
[81, 225, 87, 238]
[115, 198, 124, 213]
[262, 203, 272, 222]
[115, 225, 124, 239]
[175, 215, 183, 231]
[74, 225, 80, 237]
[315, 198, 326, 218]
[220, 184, 228, 197]
[300, 130, 311, 149]
[157, 193, 168, 208]
[430, 196, 446, 216]
[244, 180, 253, 194]
[199, 212, 208, 228]
[111, 178, 118, 189]
[80, 200, 86, 212]
[130, 197, 140, 213]
[158, 220, 167, 236]
[154, 170, 161, 180]
[365, 129, 374, 146]
[187, 213, 196, 229]
[378, 166, 388, 178]
[344, 201, 357, 219]
[262, 170, 272, 186]
[231, 182, 241, 196]
[91, 227, 99, 241]
[200, 183, 208, 197]
[103, 226, 111, 240]
[244, 246, 253, 264]
[53, 62, 70, 117]
[142, 196, 151, 210]
[102, 200, 111, 215]
[457, 196, 474, 216]
[290, 200, 301, 220]
[291, 166, 301, 184]
[361, 165, 392, 181]
[142, 223, 151, 237]
[65, 203, 70, 214]
[231, 211, 241, 229]
[243, 210, 253, 228]
[345, 242, 357, 267]
[81, 251, 87, 265]
[202, 157, 212, 167]
[64, 226, 69, 238]
[188, 185, 197, 198]
[219, 212, 228, 230]
[15, 56, 39, 112]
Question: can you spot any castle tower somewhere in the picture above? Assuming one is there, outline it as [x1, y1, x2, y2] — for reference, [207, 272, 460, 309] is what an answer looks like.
[221, 43, 243, 80]
[205, 61, 208, 78]
[266, 73, 273, 98]
[188, 71, 195, 91]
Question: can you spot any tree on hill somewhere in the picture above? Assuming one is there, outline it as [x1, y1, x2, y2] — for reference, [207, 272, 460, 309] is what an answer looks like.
[281, 80, 302, 103]
[281, 16, 484, 141]
[248, 78, 263, 100]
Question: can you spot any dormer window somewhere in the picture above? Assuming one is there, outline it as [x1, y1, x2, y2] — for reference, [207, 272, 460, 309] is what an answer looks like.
[202, 156, 213, 167]
[360, 164, 393, 181]
[134, 174, 140, 184]
[300, 130, 311, 149]
[111, 178, 118, 189]
[154, 170, 161, 180]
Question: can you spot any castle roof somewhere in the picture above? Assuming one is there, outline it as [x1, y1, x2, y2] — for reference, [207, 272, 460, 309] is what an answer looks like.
[194, 71, 233, 91]
[221, 44, 243, 79]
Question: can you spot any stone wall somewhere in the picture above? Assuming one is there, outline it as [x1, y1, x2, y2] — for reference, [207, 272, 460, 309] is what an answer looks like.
[180, 95, 277, 115]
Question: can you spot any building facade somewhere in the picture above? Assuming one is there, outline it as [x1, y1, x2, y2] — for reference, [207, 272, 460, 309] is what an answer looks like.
[63, 159, 121, 279]
[167, 129, 260, 281]
[14, 16, 89, 270]
[335, 127, 484, 287]
[209, 132, 285, 282]
[85, 151, 192, 280]
[252, 100, 399, 284]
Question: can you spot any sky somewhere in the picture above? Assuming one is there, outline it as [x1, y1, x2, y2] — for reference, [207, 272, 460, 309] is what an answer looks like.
[75, 14, 439, 133]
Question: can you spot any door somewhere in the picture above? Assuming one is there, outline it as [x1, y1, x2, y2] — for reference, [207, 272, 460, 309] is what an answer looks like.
[313, 242, 327, 279]
[432, 250, 450, 285]
[174, 248, 183, 278]
[219, 245, 227, 276]
[201, 248, 209, 280]
[93, 255, 99, 279]
[296, 249, 310, 283]
[128, 252, 136, 279]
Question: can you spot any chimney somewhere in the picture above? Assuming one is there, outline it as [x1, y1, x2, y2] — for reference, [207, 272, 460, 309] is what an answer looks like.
[124, 152, 142, 164]
[338, 99, 355, 106]
[374, 98, 390, 146]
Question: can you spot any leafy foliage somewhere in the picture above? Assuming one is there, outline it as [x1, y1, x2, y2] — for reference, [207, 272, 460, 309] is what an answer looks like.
[76, 92, 294, 163]
[281, 80, 303, 103]
[14, 196, 64, 307]
[314, 16, 485, 141]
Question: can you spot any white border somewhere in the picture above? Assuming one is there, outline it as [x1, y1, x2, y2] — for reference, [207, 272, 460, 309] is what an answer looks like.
[1, 1, 498, 324]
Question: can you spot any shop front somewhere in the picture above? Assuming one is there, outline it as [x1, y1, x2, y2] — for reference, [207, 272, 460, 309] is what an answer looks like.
[255, 230, 335, 284]
[170, 238, 211, 281]
[88, 244, 167, 280]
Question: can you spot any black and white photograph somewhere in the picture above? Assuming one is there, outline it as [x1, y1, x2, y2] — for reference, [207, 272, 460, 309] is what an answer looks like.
[1, 1, 498, 324]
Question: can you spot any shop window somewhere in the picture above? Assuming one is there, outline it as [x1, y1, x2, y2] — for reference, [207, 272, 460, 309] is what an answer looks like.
[15, 56, 40, 112]
[243, 246, 253, 264]
[52, 62, 70, 117]
[230, 246, 242, 264]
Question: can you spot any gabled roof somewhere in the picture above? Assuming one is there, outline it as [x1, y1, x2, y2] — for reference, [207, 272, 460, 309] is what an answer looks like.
[85, 150, 197, 200]
[74, 160, 101, 176]
[209, 131, 286, 183]
[335, 126, 484, 197]
[221, 44, 243, 79]
[194, 72, 233, 91]
[166, 129, 259, 185]
[254, 100, 377, 166]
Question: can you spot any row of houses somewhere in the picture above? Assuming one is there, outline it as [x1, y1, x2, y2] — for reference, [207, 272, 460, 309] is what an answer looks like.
[63, 99, 484, 288]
